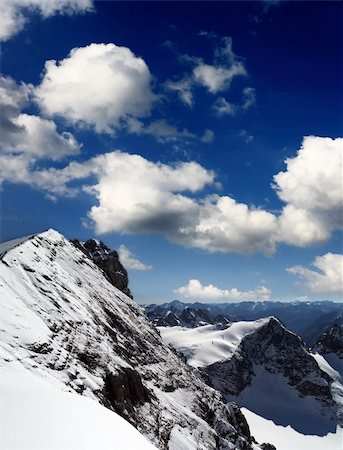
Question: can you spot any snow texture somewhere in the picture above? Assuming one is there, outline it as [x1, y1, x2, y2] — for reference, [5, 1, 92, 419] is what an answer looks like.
[159, 319, 269, 368]
[1, 363, 157, 450]
[0, 229, 266, 450]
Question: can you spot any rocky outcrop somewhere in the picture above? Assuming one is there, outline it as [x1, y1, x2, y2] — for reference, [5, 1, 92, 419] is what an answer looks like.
[147, 304, 231, 328]
[312, 323, 343, 358]
[205, 317, 334, 404]
[0, 230, 272, 450]
[72, 238, 133, 298]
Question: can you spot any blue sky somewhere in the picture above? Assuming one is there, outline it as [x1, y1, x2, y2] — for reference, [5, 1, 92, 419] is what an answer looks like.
[0, 1, 342, 303]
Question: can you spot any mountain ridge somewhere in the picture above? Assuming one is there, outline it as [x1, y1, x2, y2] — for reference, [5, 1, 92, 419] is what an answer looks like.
[0, 229, 272, 450]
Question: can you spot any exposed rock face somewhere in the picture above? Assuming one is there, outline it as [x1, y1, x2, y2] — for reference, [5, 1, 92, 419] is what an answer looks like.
[146, 304, 231, 328]
[205, 318, 334, 404]
[313, 324, 343, 358]
[145, 300, 343, 345]
[0, 230, 271, 450]
[159, 316, 339, 435]
[72, 238, 133, 298]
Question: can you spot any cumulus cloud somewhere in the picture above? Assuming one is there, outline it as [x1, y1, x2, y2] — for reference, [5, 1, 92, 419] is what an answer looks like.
[118, 245, 152, 271]
[35, 43, 156, 133]
[0, 76, 80, 187]
[274, 136, 343, 246]
[287, 253, 343, 294]
[187, 196, 278, 255]
[174, 279, 271, 301]
[86, 152, 214, 235]
[0, 0, 93, 42]
[2, 134, 341, 256]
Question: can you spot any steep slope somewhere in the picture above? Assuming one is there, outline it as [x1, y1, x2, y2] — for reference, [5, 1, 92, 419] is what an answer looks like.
[2, 364, 157, 450]
[313, 324, 343, 360]
[159, 318, 339, 435]
[72, 238, 133, 298]
[0, 229, 270, 450]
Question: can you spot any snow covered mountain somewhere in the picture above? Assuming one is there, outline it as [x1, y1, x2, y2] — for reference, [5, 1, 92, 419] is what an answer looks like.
[145, 300, 343, 345]
[159, 318, 342, 437]
[0, 229, 272, 450]
[71, 238, 133, 298]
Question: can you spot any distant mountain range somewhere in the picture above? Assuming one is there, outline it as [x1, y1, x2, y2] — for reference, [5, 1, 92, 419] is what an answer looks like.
[143, 299, 343, 345]
[1, 230, 342, 450]
[0, 230, 273, 450]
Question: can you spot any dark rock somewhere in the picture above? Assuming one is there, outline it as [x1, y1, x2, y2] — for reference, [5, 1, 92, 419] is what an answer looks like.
[104, 368, 153, 422]
[71, 239, 133, 298]
[312, 323, 343, 358]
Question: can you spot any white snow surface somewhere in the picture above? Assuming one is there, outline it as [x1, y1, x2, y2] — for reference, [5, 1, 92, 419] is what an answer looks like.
[0, 233, 37, 255]
[159, 319, 270, 367]
[1, 363, 157, 450]
[0, 229, 264, 450]
[242, 408, 343, 450]
[159, 320, 342, 446]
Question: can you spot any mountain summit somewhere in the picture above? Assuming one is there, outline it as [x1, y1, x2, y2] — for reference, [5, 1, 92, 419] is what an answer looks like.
[0, 229, 273, 450]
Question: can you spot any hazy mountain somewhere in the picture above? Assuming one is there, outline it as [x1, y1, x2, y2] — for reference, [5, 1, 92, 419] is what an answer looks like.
[144, 300, 343, 345]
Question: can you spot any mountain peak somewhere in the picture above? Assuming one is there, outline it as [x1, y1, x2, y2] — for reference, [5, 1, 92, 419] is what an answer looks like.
[0, 230, 270, 449]
[71, 238, 132, 298]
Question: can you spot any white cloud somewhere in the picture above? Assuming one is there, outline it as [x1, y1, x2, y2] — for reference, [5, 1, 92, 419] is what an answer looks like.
[165, 36, 247, 105]
[201, 129, 215, 143]
[2, 134, 341, 256]
[187, 196, 278, 255]
[193, 63, 246, 94]
[35, 43, 156, 134]
[242, 87, 256, 110]
[287, 253, 343, 294]
[274, 136, 343, 246]
[86, 152, 214, 235]
[118, 245, 152, 271]
[174, 279, 271, 301]
[165, 78, 193, 106]
[0, 0, 93, 42]
[126, 118, 196, 142]
[212, 97, 236, 116]
[193, 37, 246, 94]
[0, 76, 80, 187]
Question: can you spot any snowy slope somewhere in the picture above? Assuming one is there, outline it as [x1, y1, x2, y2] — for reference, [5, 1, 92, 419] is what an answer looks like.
[0, 229, 269, 450]
[242, 408, 342, 450]
[159, 319, 269, 367]
[160, 318, 340, 438]
[1, 363, 157, 450]
[0, 233, 36, 255]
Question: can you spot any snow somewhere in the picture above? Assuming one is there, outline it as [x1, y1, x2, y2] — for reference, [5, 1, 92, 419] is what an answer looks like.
[0, 363, 157, 450]
[0, 229, 261, 450]
[0, 233, 37, 256]
[225, 364, 336, 436]
[158, 319, 270, 367]
[242, 408, 343, 450]
[159, 321, 342, 445]
[312, 352, 342, 381]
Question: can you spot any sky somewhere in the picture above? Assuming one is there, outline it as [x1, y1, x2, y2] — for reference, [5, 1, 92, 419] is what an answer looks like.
[0, 0, 342, 304]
